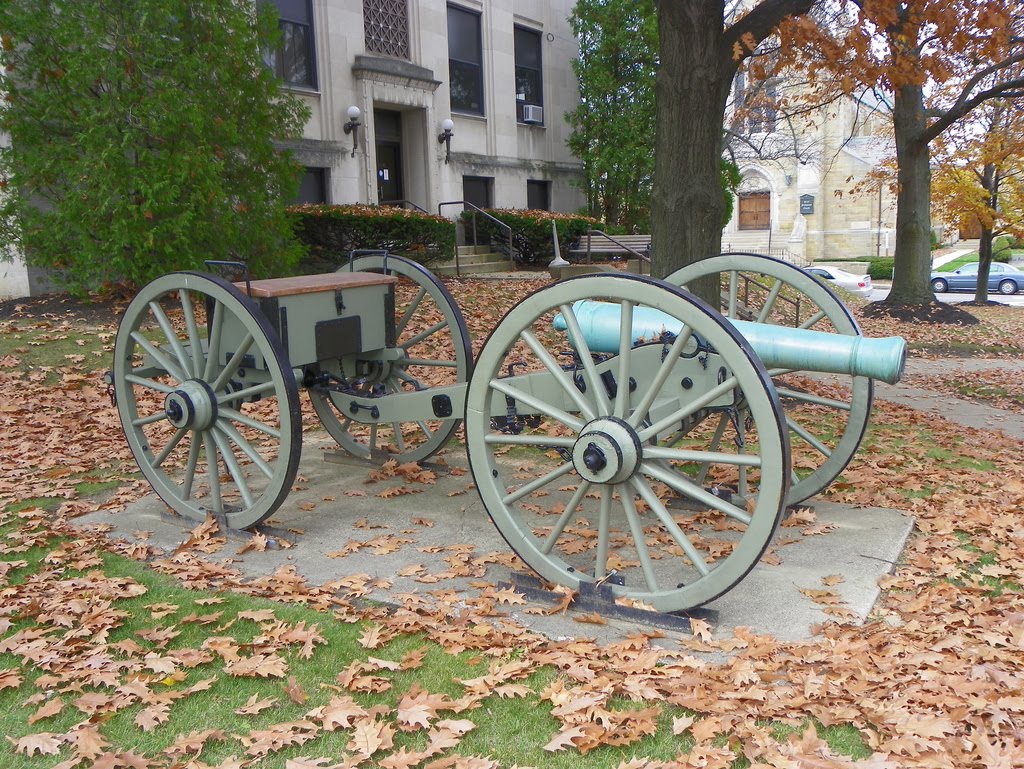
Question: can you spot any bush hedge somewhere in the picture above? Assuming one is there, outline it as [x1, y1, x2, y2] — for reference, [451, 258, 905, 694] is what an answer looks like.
[289, 204, 455, 271]
[992, 235, 1013, 262]
[867, 258, 895, 280]
[459, 208, 600, 267]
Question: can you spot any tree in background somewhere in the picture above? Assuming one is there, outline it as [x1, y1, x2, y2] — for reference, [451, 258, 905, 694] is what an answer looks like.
[0, 0, 310, 294]
[932, 98, 1024, 303]
[567, 0, 747, 236]
[566, 0, 658, 232]
[811, 0, 1024, 308]
[651, 0, 817, 296]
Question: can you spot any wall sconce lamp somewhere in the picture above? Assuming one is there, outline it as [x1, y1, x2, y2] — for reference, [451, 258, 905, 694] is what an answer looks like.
[438, 118, 454, 164]
[343, 105, 361, 157]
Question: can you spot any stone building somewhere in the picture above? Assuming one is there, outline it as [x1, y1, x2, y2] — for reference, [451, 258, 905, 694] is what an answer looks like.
[724, 85, 899, 264]
[0, 0, 585, 298]
[269, 0, 585, 215]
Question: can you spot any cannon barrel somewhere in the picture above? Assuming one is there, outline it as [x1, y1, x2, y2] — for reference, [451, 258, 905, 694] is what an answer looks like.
[553, 300, 906, 384]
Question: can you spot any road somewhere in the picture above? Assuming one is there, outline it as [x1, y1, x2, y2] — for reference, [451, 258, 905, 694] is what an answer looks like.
[869, 285, 1024, 307]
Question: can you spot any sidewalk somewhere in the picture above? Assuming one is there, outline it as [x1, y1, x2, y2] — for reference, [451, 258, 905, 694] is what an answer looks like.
[74, 359, 1021, 648]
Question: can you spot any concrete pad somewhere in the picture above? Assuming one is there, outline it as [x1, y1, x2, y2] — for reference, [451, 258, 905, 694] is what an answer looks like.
[77, 437, 913, 646]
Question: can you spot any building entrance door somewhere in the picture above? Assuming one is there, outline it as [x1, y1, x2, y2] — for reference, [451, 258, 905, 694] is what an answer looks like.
[375, 109, 404, 203]
[738, 192, 771, 230]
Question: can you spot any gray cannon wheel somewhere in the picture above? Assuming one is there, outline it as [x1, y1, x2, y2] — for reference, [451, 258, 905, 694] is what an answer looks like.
[308, 254, 472, 463]
[465, 274, 789, 612]
[113, 272, 302, 529]
[666, 253, 872, 505]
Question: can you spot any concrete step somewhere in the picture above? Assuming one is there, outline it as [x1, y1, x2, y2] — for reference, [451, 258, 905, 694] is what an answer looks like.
[444, 251, 509, 267]
[456, 245, 496, 256]
[434, 258, 515, 277]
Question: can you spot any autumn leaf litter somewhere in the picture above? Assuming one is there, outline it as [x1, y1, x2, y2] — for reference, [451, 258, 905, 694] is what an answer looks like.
[1, 284, 1023, 767]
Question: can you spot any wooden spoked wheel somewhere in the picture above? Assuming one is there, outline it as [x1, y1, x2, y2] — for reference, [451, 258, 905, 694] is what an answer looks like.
[465, 274, 789, 612]
[308, 254, 472, 463]
[113, 272, 302, 529]
[666, 253, 872, 505]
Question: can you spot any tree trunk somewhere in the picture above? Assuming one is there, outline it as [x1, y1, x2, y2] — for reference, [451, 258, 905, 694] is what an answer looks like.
[976, 225, 993, 304]
[651, 1, 733, 302]
[974, 164, 998, 304]
[886, 82, 936, 305]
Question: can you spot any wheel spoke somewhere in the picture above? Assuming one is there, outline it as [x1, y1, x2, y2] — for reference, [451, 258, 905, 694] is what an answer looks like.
[216, 381, 277, 404]
[203, 433, 223, 514]
[148, 300, 193, 377]
[644, 445, 762, 467]
[695, 411, 729, 487]
[488, 379, 585, 433]
[211, 333, 254, 392]
[402, 319, 447, 349]
[181, 433, 201, 500]
[215, 421, 274, 478]
[595, 486, 612, 579]
[520, 329, 596, 422]
[630, 476, 710, 577]
[614, 300, 634, 419]
[125, 374, 177, 394]
[627, 326, 695, 429]
[558, 303, 612, 416]
[395, 357, 459, 369]
[130, 331, 187, 384]
[396, 286, 427, 337]
[619, 488, 659, 592]
[786, 416, 833, 457]
[203, 301, 225, 381]
[756, 278, 783, 323]
[776, 386, 852, 411]
[727, 270, 739, 318]
[540, 481, 592, 555]
[210, 429, 255, 510]
[218, 406, 281, 438]
[132, 410, 169, 428]
[638, 375, 739, 443]
[798, 309, 827, 330]
[151, 427, 187, 468]
[641, 460, 753, 525]
[502, 461, 574, 505]
[179, 289, 204, 378]
[484, 434, 575, 448]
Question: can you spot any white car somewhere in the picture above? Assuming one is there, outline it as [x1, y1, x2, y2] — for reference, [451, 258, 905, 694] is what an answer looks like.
[805, 266, 873, 299]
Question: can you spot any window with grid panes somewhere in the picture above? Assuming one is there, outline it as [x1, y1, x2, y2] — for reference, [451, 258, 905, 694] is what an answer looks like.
[266, 0, 317, 88]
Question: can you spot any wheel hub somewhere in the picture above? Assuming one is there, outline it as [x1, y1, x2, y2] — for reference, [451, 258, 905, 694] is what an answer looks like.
[572, 417, 642, 484]
[164, 379, 218, 430]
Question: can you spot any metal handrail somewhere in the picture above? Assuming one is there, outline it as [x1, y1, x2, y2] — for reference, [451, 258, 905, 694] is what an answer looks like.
[379, 199, 430, 215]
[579, 230, 651, 275]
[438, 200, 514, 278]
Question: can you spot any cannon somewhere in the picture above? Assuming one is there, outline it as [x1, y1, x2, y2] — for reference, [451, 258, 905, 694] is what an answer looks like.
[110, 252, 904, 613]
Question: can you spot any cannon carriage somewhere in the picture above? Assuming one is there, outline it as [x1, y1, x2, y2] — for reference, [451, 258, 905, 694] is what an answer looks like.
[110, 253, 904, 613]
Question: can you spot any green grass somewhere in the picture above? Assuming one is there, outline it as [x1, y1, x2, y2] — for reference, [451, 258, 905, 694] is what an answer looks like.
[0, 507, 893, 769]
[0, 322, 113, 384]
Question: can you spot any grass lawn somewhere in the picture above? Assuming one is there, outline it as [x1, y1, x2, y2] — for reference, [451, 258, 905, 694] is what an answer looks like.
[1, 282, 1023, 768]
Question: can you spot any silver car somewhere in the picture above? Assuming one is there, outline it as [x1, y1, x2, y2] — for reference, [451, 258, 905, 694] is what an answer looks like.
[805, 266, 873, 299]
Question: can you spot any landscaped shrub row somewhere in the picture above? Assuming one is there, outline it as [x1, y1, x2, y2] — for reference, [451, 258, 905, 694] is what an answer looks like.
[460, 209, 600, 266]
[289, 204, 455, 271]
[866, 258, 895, 280]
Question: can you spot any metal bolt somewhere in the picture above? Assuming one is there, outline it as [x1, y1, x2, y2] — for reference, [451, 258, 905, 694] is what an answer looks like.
[583, 442, 607, 472]
[681, 377, 693, 389]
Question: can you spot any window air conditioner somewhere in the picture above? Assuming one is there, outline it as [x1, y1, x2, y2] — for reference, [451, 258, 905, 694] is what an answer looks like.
[522, 104, 544, 124]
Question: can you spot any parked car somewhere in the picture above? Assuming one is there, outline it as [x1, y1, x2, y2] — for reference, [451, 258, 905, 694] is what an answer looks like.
[805, 266, 873, 298]
[930, 261, 1024, 295]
